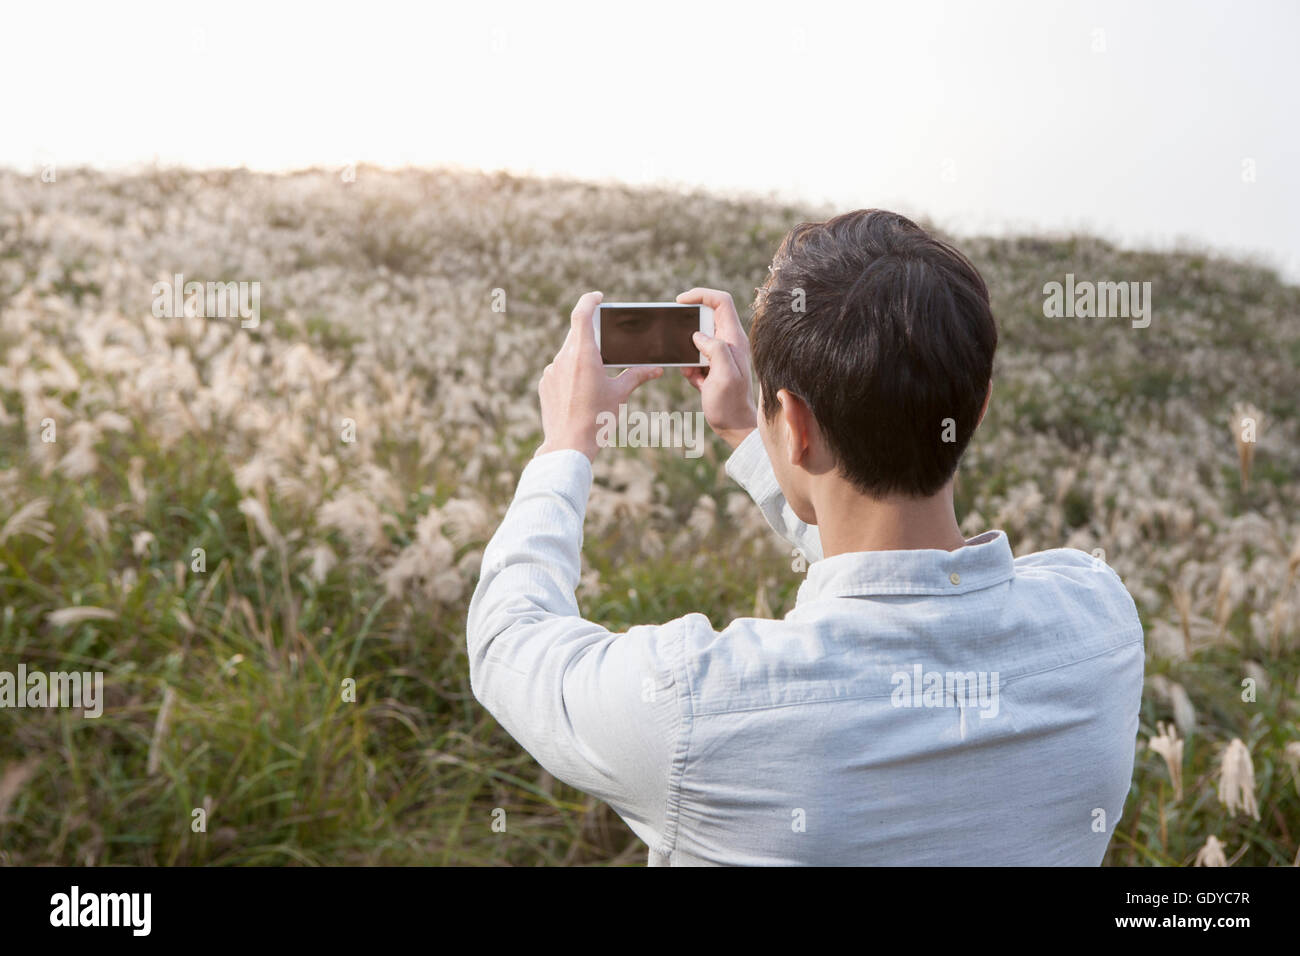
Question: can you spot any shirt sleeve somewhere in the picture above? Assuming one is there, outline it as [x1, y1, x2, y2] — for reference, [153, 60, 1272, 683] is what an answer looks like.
[465, 448, 689, 857]
[723, 428, 824, 563]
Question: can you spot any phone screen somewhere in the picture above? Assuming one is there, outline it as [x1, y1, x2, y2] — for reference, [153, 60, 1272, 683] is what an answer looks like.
[599, 306, 701, 365]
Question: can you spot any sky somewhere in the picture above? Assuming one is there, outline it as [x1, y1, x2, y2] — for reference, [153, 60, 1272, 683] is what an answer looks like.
[5, 0, 1298, 280]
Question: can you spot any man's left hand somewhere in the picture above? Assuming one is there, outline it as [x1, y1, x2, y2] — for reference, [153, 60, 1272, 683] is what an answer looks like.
[535, 291, 663, 462]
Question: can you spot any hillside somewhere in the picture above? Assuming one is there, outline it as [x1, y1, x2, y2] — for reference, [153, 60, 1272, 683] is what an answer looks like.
[0, 166, 1297, 865]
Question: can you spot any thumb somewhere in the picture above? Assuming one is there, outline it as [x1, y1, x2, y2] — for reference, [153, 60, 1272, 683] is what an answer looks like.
[616, 365, 663, 396]
[693, 331, 737, 376]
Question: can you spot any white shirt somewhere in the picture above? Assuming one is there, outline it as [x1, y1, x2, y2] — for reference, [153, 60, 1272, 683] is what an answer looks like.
[466, 430, 1145, 865]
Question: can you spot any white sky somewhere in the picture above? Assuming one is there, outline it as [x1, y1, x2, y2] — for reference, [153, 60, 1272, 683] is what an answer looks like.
[6, 0, 1298, 280]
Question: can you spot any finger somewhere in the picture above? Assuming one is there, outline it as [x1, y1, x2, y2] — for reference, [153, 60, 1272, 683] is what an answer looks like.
[677, 287, 730, 308]
[570, 290, 603, 343]
[615, 365, 663, 397]
[680, 366, 705, 390]
[677, 287, 746, 343]
[692, 331, 740, 377]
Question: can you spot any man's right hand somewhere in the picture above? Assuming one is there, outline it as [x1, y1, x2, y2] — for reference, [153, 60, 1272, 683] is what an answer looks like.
[677, 287, 758, 450]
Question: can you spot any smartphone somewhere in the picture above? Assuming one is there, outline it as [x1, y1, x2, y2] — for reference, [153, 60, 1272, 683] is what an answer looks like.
[592, 302, 714, 367]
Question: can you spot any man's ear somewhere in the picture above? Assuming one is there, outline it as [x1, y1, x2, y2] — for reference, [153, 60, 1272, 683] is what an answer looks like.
[976, 379, 992, 429]
[777, 388, 812, 467]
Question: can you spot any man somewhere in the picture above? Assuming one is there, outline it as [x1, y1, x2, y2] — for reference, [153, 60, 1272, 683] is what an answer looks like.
[466, 209, 1144, 865]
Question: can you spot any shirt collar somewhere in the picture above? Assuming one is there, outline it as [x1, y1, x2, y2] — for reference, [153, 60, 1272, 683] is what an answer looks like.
[794, 530, 1015, 605]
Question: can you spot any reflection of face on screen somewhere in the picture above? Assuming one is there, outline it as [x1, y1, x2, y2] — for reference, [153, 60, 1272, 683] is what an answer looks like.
[600, 307, 700, 364]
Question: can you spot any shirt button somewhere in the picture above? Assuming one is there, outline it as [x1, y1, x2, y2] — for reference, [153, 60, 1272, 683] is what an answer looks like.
[949, 572, 962, 585]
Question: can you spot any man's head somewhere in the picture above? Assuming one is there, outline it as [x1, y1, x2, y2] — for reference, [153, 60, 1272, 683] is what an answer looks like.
[750, 209, 996, 519]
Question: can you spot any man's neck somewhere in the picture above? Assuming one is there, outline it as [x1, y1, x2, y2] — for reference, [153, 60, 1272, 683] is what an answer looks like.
[809, 478, 967, 557]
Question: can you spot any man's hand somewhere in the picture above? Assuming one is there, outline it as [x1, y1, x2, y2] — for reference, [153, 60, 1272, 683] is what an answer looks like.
[535, 291, 664, 462]
[677, 288, 758, 450]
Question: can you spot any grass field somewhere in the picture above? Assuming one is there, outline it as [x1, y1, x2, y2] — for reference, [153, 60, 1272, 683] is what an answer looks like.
[0, 165, 1297, 865]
